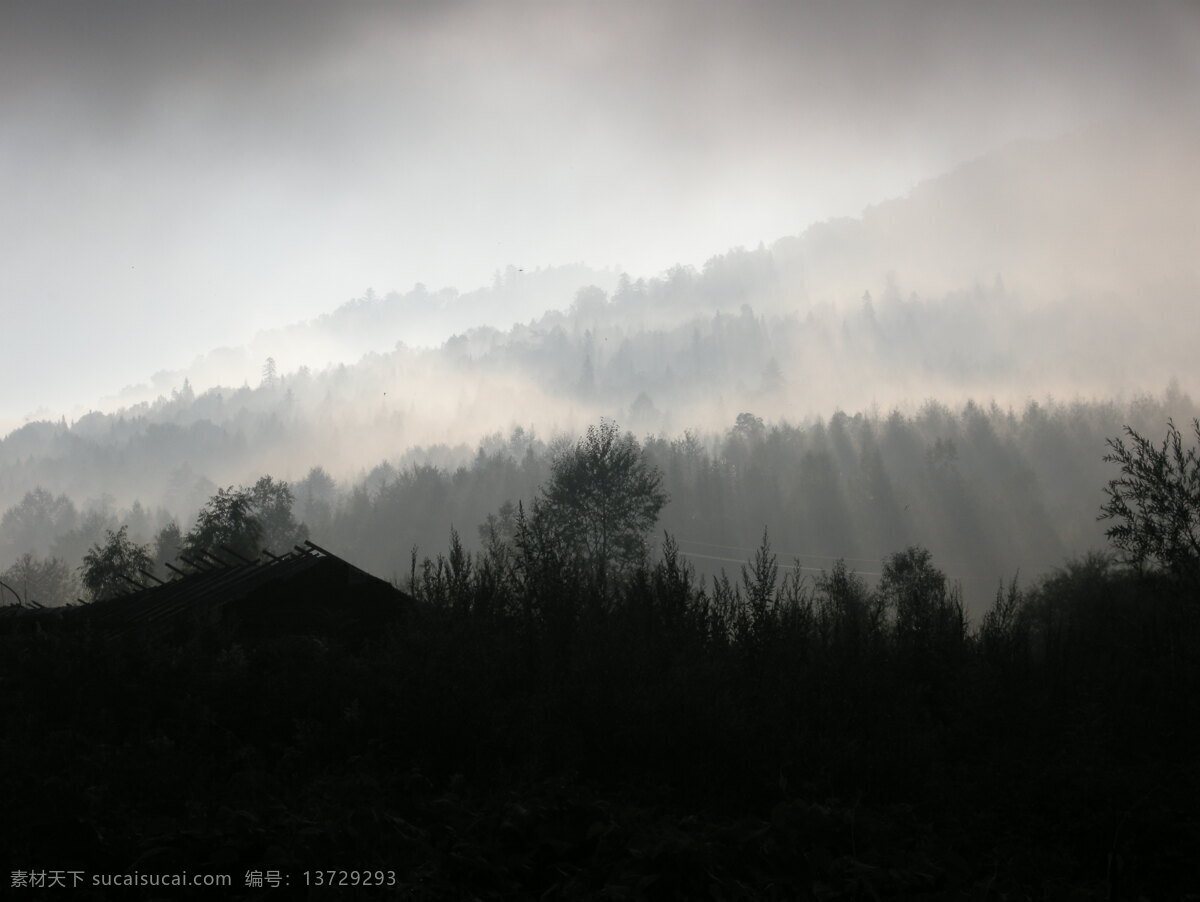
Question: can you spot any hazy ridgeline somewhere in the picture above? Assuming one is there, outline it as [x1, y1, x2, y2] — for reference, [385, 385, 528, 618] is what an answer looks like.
[87, 117, 1200, 427]
[2, 387, 1196, 613]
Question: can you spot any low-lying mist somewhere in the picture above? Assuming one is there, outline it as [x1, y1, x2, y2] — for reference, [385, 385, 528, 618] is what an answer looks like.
[2, 376, 1196, 616]
[2, 120, 1197, 613]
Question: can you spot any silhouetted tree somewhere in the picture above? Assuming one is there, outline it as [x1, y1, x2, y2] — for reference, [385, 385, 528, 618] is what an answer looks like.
[153, 521, 183, 574]
[878, 546, 967, 699]
[296, 466, 337, 534]
[979, 576, 1026, 668]
[740, 529, 779, 642]
[171, 378, 194, 404]
[51, 508, 118, 573]
[180, 478, 307, 564]
[732, 412, 765, 441]
[0, 487, 78, 558]
[815, 559, 880, 658]
[183, 486, 263, 563]
[879, 546, 950, 643]
[532, 421, 668, 594]
[1, 552, 77, 606]
[1101, 418, 1200, 582]
[249, 476, 308, 554]
[759, 358, 784, 394]
[80, 526, 153, 601]
[479, 500, 518, 546]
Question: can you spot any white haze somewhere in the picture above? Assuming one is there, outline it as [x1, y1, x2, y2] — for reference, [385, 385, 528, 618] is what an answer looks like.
[3, 0, 1198, 432]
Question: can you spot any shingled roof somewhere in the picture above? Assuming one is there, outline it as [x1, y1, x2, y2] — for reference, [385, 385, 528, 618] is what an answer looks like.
[69, 540, 409, 642]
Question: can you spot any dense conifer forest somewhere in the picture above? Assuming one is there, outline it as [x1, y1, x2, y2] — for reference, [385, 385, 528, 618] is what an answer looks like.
[4, 387, 1197, 613]
[3, 414, 1199, 898]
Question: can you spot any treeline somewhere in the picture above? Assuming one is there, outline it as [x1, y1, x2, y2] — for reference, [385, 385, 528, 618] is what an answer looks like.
[4, 393, 1196, 611]
[3, 249, 1196, 520]
[4, 507, 1196, 895]
[385, 529, 1198, 894]
[5, 417, 1199, 896]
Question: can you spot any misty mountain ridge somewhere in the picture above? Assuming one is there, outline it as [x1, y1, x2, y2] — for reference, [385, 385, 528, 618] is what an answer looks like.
[775, 116, 1200, 301]
[96, 262, 621, 414]
[76, 116, 1199, 425]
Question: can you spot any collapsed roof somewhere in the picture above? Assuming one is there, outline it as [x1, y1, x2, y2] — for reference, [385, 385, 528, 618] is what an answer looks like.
[67, 540, 409, 642]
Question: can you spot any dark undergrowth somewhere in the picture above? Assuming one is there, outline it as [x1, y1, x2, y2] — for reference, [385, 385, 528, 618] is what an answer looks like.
[2, 542, 1198, 899]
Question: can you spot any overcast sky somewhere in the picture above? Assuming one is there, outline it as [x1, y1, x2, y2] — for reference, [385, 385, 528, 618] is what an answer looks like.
[1, 0, 1196, 429]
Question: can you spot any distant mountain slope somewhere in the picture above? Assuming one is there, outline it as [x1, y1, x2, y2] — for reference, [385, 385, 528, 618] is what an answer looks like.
[773, 117, 1200, 303]
[253, 262, 622, 362]
[102, 263, 621, 410]
[91, 116, 1200, 418]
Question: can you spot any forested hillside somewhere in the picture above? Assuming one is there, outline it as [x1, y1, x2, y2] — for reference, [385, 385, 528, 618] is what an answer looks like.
[4, 420, 1198, 898]
[3, 389, 1196, 614]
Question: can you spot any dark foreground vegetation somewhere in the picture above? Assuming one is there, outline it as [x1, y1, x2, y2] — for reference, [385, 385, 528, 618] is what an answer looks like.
[3, 419, 1199, 899]
[3, 544, 1198, 899]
